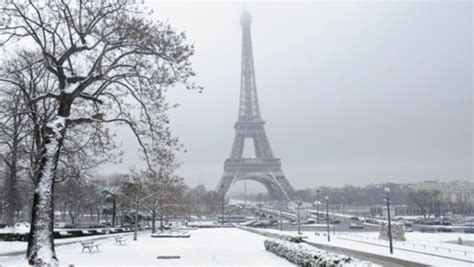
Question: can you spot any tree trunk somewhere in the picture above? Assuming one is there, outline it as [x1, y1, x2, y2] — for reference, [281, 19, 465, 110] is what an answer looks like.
[4, 166, 17, 226]
[133, 201, 139, 241]
[112, 196, 116, 227]
[151, 209, 156, 233]
[4, 113, 20, 226]
[26, 110, 69, 265]
[160, 213, 164, 232]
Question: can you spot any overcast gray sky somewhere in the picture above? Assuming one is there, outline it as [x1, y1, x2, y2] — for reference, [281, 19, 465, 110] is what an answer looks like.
[100, 0, 473, 191]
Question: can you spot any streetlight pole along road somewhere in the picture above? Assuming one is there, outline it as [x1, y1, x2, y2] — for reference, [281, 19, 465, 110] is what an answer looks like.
[325, 195, 330, 242]
[385, 187, 393, 254]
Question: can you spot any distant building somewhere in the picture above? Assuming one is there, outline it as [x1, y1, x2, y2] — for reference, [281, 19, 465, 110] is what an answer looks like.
[370, 205, 423, 218]
[415, 180, 474, 204]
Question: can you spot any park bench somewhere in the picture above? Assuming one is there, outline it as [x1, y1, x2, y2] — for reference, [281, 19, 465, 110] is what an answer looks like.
[114, 235, 127, 245]
[80, 240, 101, 253]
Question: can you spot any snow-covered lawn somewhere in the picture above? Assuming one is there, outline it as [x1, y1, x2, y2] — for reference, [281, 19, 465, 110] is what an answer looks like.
[334, 231, 474, 260]
[239, 228, 474, 266]
[306, 231, 474, 266]
[0, 228, 294, 266]
[0, 233, 132, 256]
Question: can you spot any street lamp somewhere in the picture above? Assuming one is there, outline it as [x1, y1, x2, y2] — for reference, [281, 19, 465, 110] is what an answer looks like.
[325, 196, 330, 242]
[296, 200, 302, 235]
[221, 184, 225, 225]
[315, 189, 320, 224]
[258, 193, 262, 221]
[385, 187, 393, 254]
[279, 201, 283, 231]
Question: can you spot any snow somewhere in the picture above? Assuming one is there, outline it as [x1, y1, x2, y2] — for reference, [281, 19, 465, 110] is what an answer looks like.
[265, 239, 377, 267]
[63, 81, 80, 94]
[0, 234, 128, 256]
[234, 227, 474, 265]
[295, 229, 474, 266]
[0, 223, 30, 234]
[28, 115, 67, 264]
[337, 231, 474, 256]
[1, 228, 295, 266]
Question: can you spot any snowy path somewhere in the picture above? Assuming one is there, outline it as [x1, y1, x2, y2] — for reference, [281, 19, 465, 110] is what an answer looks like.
[0, 228, 294, 266]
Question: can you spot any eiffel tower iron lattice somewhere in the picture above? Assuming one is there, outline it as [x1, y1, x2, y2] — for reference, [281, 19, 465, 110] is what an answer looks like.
[216, 10, 298, 202]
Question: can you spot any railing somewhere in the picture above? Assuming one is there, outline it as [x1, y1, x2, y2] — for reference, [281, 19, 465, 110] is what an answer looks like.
[337, 232, 474, 258]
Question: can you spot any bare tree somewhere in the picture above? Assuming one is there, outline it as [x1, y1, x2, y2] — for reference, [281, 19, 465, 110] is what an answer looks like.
[0, 87, 29, 225]
[0, 1, 199, 264]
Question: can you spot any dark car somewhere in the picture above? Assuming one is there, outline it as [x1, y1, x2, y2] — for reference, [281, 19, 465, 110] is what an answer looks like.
[253, 220, 273, 228]
[268, 220, 279, 226]
[464, 227, 474, 233]
[437, 227, 454, 233]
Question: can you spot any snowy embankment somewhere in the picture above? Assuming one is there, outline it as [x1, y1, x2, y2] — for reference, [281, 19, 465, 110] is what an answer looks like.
[303, 230, 474, 266]
[187, 221, 233, 228]
[239, 227, 378, 266]
[239, 226, 306, 243]
[264, 239, 378, 267]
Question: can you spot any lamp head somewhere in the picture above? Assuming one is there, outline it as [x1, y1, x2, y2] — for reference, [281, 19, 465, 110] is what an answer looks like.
[384, 187, 391, 194]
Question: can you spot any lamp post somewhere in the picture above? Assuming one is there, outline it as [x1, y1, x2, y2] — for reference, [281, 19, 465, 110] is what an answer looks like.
[297, 200, 302, 235]
[279, 201, 283, 231]
[258, 193, 262, 221]
[325, 196, 330, 242]
[316, 189, 320, 224]
[385, 187, 393, 254]
[221, 184, 225, 225]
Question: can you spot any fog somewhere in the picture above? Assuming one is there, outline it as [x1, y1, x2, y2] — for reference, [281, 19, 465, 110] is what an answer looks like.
[99, 1, 473, 190]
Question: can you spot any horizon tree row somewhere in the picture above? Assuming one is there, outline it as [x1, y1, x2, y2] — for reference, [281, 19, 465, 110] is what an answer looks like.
[0, 0, 200, 265]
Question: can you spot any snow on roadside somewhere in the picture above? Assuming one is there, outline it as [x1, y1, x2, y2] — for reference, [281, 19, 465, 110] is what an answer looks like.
[265, 238, 378, 267]
[1, 228, 294, 266]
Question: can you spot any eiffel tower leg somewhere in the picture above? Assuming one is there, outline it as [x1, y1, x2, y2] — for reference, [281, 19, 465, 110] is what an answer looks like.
[216, 173, 236, 197]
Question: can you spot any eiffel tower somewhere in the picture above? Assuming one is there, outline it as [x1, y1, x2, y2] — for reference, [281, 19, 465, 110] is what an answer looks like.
[216, 10, 298, 202]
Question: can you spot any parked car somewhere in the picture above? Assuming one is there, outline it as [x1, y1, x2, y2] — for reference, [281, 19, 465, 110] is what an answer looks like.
[437, 227, 454, 233]
[268, 220, 279, 226]
[365, 219, 380, 225]
[464, 227, 474, 233]
[253, 220, 272, 228]
[240, 220, 258, 227]
[349, 217, 363, 229]
[301, 219, 316, 225]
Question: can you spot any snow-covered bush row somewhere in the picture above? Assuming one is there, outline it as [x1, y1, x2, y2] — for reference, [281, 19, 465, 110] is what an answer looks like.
[264, 239, 378, 267]
[238, 226, 304, 243]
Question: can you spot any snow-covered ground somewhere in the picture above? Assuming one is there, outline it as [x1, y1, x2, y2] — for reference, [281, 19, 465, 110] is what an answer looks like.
[334, 231, 474, 259]
[0, 228, 294, 266]
[288, 229, 474, 266]
[0, 233, 132, 256]
[238, 227, 474, 266]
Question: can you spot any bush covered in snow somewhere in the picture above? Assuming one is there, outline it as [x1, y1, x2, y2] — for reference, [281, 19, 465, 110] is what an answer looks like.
[264, 239, 378, 267]
[379, 221, 405, 241]
[239, 226, 304, 243]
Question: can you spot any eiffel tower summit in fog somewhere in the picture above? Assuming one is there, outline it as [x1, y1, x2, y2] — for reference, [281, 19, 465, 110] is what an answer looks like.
[216, 10, 298, 202]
